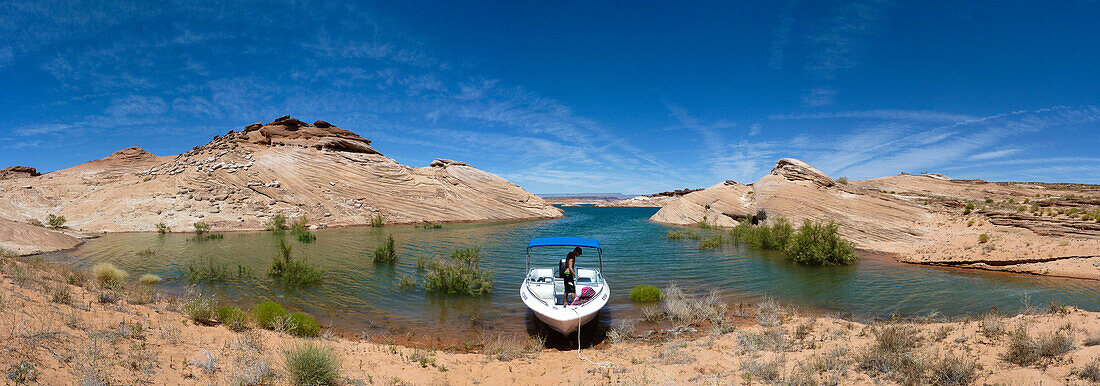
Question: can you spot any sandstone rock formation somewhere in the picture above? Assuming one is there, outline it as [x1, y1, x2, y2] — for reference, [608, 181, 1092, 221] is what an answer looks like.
[0, 166, 41, 180]
[0, 218, 83, 255]
[0, 117, 561, 242]
[652, 159, 1100, 280]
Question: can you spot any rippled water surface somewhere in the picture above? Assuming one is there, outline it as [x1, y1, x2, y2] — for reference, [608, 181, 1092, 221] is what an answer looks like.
[53, 206, 1099, 335]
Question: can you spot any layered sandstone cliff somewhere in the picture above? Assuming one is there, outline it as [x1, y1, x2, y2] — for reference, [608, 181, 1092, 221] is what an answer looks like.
[0, 117, 561, 245]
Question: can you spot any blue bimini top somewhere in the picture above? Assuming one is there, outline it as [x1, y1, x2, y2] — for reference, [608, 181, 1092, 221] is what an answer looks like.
[526, 237, 600, 250]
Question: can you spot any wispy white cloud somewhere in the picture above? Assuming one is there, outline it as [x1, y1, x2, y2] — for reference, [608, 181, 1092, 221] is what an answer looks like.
[768, 0, 798, 70]
[770, 110, 978, 123]
[801, 87, 836, 107]
[968, 149, 1018, 161]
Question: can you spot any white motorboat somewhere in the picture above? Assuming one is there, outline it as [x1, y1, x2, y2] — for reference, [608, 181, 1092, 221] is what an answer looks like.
[520, 237, 610, 335]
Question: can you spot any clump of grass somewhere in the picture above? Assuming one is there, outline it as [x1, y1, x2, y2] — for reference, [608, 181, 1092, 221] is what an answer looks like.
[737, 327, 788, 352]
[136, 248, 155, 257]
[784, 219, 857, 265]
[373, 235, 397, 263]
[1076, 359, 1100, 383]
[181, 294, 217, 325]
[697, 235, 724, 250]
[665, 230, 700, 240]
[741, 356, 783, 382]
[858, 325, 925, 383]
[370, 213, 385, 227]
[93, 262, 129, 289]
[289, 216, 316, 243]
[985, 198, 993, 203]
[754, 298, 788, 327]
[650, 284, 724, 324]
[629, 285, 663, 302]
[155, 222, 170, 234]
[265, 214, 288, 233]
[1001, 326, 1074, 366]
[929, 354, 980, 385]
[252, 301, 288, 330]
[185, 258, 232, 282]
[422, 247, 493, 296]
[480, 333, 545, 361]
[138, 274, 163, 285]
[978, 234, 990, 244]
[216, 306, 249, 331]
[837, 177, 848, 184]
[978, 311, 1006, 338]
[47, 213, 66, 229]
[284, 341, 341, 386]
[51, 284, 72, 304]
[269, 239, 323, 286]
[396, 274, 417, 290]
[286, 312, 321, 337]
[193, 221, 211, 234]
[417, 223, 442, 229]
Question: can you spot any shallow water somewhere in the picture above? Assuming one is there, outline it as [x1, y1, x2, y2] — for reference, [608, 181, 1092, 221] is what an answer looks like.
[51, 206, 1099, 337]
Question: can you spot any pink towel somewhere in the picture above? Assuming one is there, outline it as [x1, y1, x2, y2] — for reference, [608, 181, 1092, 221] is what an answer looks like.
[570, 286, 596, 306]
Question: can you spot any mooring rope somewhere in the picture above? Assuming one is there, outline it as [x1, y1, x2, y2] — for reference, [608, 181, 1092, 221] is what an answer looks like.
[572, 307, 615, 369]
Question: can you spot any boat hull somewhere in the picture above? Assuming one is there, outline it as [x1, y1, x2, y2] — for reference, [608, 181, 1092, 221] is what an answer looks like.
[521, 280, 609, 336]
[532, 308, 598, 335]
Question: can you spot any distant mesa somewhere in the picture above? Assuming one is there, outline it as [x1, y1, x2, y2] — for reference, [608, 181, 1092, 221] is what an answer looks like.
[0, 166, 41, 180]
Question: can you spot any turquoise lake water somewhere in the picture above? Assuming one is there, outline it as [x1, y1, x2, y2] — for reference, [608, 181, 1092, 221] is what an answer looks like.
[50, 206, 1099, 337]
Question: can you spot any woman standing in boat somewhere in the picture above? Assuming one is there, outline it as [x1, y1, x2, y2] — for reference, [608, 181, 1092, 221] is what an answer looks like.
[563, 247, 582, 304]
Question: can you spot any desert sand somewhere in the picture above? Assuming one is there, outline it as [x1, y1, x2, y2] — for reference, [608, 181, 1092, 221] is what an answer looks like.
[0, 117, 561, 255]
[2, 254, 1099, 385]
[652, 158, 1100, 280]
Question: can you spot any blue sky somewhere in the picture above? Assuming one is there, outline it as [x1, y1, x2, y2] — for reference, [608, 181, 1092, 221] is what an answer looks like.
[2, 0, 1099, 194]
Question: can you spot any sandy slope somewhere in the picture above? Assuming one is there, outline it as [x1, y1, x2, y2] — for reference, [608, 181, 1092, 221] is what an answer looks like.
[651, 159, 1100, 280]
[3, 257, 1099, 385]
[0, 117, 561, 241]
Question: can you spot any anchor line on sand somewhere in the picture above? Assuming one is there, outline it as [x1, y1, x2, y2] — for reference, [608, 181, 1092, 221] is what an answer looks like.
[573, 308, 614, 370]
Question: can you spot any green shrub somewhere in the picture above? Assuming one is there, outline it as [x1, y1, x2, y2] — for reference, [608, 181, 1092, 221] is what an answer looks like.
[836, 177, 848, 184]
[286, 312, 321, 337]
[1017, 206, 1026, 212]
[417, 223, 443, 229]
[284, 341, 341, 386]
[138, 274, 163, 285]
[370, 213, 385, 227]
[978, 234, 990, 244]
[266, 214, 288, 232]
[253, 301, 288, 329]
[966, 203, 975, 210]
[290, 216, 309, 234]
[93, 262, 129, 289]
[47, 214, 66, 229]
[729, 218, 793, 250]
[269, 239, 323, 286]
[963, 208, 972, 215]
[373, 235, 397, 263]
[698, 235, 724, 250]
[193, 221, 211, 234]
[182, 296, 216, 324]
[985, 198, 993, 203]
[155, 222, 170, 234]
[784, 220, 857, 265]
[216, 306, 249, 331]
[297, 231, 317, 243]
[629, 285, 663, 302]
[422, 247, 493, 296]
